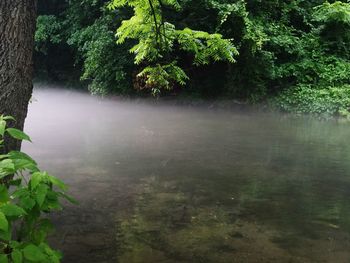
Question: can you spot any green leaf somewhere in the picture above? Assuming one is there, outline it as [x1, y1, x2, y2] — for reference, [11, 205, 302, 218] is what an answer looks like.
[44, 192, 61, 210]
[22, 244, 46, 262]
[13, 159, 38, 172]
[11, 249, 23, 263]
[0, 159, 14, 169]
[6, 128, 31, 142]
[0, 204, 26, 217]
[57, 192, 78, 205]
[0, 254, 8, 263]
[0, 229, 11, 241]
[0, 211, 9, 232]
[35, 184, 48, 207]
[3, 116, 15, 121]
[39, 243, 62, 263]
[32, 220, 53, 243]
[0, 159, 15, 178]
[20, 196, 36, 210]
[8, 151, 38, 172]
[30, 172, 44, 190]
[39, 219, 54, 233]
[8, 151, 37, 165]
[9, 241, 20, 248]
[0, 154, 9, 160]
[13, 188, 29, 199]
[0, 185, 9, 203]
[48, 176, 67, 190]
[48, 254, 60, 263]
[0, 120, 6, 136]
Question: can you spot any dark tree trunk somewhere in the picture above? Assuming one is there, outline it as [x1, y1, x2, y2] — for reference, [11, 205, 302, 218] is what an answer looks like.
[0, 0, 37, 153]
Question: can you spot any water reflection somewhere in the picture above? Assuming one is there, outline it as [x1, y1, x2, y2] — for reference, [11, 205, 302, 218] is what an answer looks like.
[23, 85, 350, 262]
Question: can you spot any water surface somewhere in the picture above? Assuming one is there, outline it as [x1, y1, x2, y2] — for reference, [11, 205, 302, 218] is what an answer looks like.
[23, 85, 350, 262]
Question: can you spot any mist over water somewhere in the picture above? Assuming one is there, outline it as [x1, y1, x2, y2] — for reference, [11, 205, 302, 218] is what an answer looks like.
[23, 85, 350, 262]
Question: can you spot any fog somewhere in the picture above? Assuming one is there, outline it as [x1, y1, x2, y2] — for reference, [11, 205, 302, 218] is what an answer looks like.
[22, 85, 350, 262]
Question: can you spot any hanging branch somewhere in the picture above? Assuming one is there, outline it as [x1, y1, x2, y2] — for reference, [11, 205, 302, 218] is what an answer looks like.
[158, 0, 167, 40]
[148, 0, 162, 49]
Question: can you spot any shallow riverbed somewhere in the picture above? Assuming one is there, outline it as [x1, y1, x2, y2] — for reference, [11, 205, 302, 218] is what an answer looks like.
[23, 85, 350, 262]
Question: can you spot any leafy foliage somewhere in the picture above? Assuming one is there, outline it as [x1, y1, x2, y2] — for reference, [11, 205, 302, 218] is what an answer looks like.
[0, 116, 74, 262]
[137, 62, 189, 94]
[35, 15, 62, 55]
[270, 1, 350, 116]
[34, 0, 350, 116]
[66, 13, 134, 94]
[109, 0, 238, 94]
[272, 84, 350, 117]
[313, 1, 350, 24]
[35, 0, 134, 94]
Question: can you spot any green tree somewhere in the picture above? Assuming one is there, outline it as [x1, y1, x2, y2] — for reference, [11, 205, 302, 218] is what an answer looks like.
[109, 0, 238, 95]
[34, 0, 350, 116]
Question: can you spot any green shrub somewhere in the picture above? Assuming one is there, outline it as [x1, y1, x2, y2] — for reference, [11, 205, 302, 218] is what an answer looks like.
[0, 116, 74, 262]
[272, 84, 350, 117]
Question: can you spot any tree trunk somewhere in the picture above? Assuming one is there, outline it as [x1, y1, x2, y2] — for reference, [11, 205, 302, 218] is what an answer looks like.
[0, 0, 37, 153]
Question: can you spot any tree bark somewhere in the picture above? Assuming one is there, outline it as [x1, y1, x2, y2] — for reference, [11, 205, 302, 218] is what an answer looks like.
[0, 0, 37, 153]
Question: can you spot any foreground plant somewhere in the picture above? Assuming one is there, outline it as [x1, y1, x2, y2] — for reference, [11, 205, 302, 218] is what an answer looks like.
[0, 116, 74, 262]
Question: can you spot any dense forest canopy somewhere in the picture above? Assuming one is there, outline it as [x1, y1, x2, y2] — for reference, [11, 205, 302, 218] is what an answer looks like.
[35, 0, 350, 117]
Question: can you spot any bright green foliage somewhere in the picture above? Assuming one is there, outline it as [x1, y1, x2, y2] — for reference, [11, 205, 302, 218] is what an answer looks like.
[176, 28, 237, 65]
[109, 0, 238, 94]
[313, 1, 350, 56]
[0, 116, 74, 262]
[314, 1, 350, 24]
[138, 63, 189, 94]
